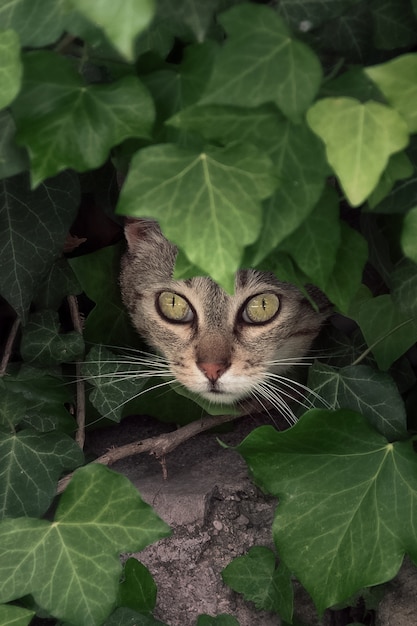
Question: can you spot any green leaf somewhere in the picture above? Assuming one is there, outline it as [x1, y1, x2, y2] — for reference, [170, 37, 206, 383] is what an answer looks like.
[0, 385, 26, 430]
[222, 546, 293, 621]
[33, 257, 81, 310]
[276, 0, 361, 30]
[0, 0, 67, 47]
[0, 604, 35, 626]
[82, 346, 149, 422]
[370, 0, 417, 50]
[324, 222, 368, 314]
[0, 30, 22, 110]
[368, 151, 414, 209]
[391, 258, 417, 315]
[401, 206, 417, 263]
[118, 558, 157, 613]
[307, 97, 409, 206]
[0, 464, 171, 625]
[351, 294, 417, 370]
[237, 409, 417, 612]
[69, 244, 141, 348]
[13, 51, 155, 186]
[0, 110, 28, 180]
[0, 428, 83, 517]
[308, 362, 407, 440]
[200, 3, 322, 121]
[20, 311, 84, 365]
[68, 0, 155, 61]
[320, 66, 383, 103]
[154, 0, 220, 42]
[280, 187, 340, 289]
[116, 143, 277, 290]
[365, 54, 417, 133]
[0, 170, 80, 322]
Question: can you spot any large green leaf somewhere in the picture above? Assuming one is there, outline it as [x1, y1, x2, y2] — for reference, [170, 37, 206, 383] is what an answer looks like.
[82, 345, 149, 422]
[366, 54, 417, 132]
[200, 3, 322, 121]
[0, 427, 83, 518]
[401, 206, 417, 263]
[0, 30, 22, 110]
[0, 464, 170, 625]
[0, 0, 67, 47]
[370, 0, 417, 50]
[154, 0, 220, 42]
[117, 558, 157, 613]
[20, 311, 84, 365]
[237, 409, 417, 612]
[0, 170, 79, 322]
[116, 143, 277, 290]
[104, 608, 167, 626]
[308, 362, 407, 440]
[69, 244, 141, 348]
[280, 187, 340, 289]
[0, 604, 35, 626]
[0, 110, 28, 180]
[222, 546, 293, 622]
[307, 97, 409, 206]
[68, 0, 155, 60]
[12, 51, 155, 186]
[351, 294, 417, 370]
[196, 616, 240, 626]
[276, 0, 361, 30]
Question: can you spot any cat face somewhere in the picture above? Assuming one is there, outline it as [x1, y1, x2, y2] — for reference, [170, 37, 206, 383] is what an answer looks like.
[120, 219, 330, 406]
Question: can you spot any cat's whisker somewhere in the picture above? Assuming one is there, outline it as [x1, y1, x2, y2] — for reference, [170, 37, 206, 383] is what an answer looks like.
[265, 373, 331, 410]
[252, 382, 298, 426]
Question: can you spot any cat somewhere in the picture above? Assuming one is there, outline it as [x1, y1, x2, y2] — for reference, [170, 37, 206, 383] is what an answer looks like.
[119, 219, 331, 421]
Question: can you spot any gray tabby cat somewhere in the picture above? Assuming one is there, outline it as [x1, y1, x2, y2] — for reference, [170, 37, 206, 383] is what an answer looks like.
[120, 219, 330, 420]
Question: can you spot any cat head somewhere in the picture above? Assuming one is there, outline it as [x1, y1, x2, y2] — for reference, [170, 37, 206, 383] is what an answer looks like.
[120, 219, 331, 406]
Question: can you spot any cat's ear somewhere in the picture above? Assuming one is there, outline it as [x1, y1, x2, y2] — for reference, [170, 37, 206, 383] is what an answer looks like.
[123, 218, 167, 252]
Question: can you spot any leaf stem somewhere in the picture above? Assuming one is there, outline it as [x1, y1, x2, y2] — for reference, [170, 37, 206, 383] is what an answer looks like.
[0, 317, 21, 376]
[68, 295, 86, 449]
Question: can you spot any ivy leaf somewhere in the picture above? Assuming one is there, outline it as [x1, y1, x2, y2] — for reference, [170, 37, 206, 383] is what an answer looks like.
[0, 30, 22, 110]
[0, 428, 83, 518]
[276, 0, 360, 31]
[237, 409, 417, 612]
[33, 257, 81, 310]
[370, 0, 417, 50]
[200, 3, 322, 121]
[0, 110, 28, 180]
[280, 187, 340, 289]
[351, 294, 417, 370]
[308, 362, 407, 440]
[68, 0, 155, 61]
[117, 558, 157, 613]
[196, 616, 240, 626]
[401, 206, 417, 263]
[20, 311, 84, 366]
[0, 604, 35, 626]
[307, 97, 409, 206]
[222, 546, 293, 622]
[324, 222, 368, 314]
[366, 54, 417, 133]
[0, 170, 79, 323]
[155, 0, 220, 42]
[116, 143, 277, 290]
[69, 244, 141, 348]
[12, 51, 155, 186]
[82, 346, 149, 422]
[391, 258, 417, 315]
[0, 0, 67, 47]
[368, 151, 414, 209]
[0, 464, 171, 626]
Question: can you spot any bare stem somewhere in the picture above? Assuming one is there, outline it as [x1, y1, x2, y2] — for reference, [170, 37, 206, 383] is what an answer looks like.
[56, 411, 242, 494]
[0, 317, 20, 377]
[67, 295, 86, 450]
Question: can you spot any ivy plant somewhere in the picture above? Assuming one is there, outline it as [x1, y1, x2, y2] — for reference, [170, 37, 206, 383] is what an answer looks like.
[1, 0, 417, 624]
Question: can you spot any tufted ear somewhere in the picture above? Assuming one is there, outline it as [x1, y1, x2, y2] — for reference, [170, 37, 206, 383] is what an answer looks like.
[123, 218, 166, 252]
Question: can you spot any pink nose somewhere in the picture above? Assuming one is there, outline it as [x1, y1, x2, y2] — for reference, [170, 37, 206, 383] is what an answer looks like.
[197, 361, 229, 382]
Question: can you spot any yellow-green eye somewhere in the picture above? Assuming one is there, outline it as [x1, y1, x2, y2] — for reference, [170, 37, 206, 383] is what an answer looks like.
[242, 293, 279, 324]
[158, 291, 194, 322]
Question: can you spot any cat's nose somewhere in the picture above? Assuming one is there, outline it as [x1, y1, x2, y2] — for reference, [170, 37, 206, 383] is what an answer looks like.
[197, 361, 229, 382]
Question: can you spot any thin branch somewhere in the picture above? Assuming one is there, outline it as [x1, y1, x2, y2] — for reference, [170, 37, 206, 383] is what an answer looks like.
[67, 295, 86, 450]
[56, 411, 243, 494]
[0, 317, 20, 377]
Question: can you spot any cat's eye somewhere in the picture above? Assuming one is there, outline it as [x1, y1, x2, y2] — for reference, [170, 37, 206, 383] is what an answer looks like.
[158, 291, 194, 322]
[242, 293, 279, 324]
